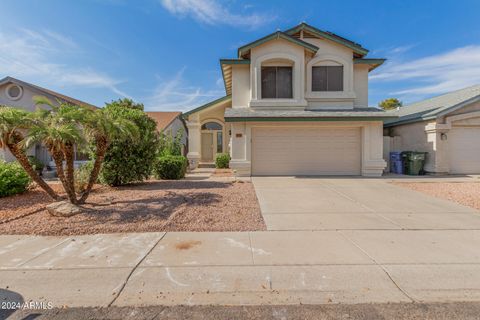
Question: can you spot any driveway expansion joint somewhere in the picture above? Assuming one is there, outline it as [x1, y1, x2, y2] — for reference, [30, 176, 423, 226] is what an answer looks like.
[107, 232, 167, 307]
[338, 230, 416, 303]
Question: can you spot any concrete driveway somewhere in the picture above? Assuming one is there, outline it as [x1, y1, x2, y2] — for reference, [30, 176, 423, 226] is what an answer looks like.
[252, 176, 480, 230]
[3, 178, 480, 311]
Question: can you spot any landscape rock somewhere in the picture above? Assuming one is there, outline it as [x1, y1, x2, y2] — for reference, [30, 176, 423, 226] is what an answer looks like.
[46, 201, 82, 217]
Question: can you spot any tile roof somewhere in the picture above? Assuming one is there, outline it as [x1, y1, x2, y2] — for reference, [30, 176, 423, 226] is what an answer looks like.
[384, 85, 480, 126]
[146, 111, 182, 131]
[224, 107, 396, 122]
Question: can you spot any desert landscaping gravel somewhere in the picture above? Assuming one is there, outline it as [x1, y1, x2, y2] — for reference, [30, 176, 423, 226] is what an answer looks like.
[392, 181, 480, 210]
[0, 180, 265, 236]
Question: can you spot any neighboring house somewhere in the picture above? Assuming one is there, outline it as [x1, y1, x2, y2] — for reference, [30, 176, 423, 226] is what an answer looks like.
[184, 23, 395, 176]
[384, 85, 480, 174]
[146, 111, 188, 155]
[0, 76, 97, 165]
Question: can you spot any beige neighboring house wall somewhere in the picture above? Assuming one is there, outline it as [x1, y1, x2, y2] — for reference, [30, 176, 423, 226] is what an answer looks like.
[185, 98, 231, 168]
[384, 86, 480, 174]
[185, 23, 390, 176]
[0, 76, 97, 165]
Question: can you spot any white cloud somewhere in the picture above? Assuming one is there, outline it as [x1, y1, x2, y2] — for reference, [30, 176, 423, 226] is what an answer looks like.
[159, 0, 273, 28]
[145, 67, 224, 111]
[0, 28, 128, 98]
[371, 45, 480, 97]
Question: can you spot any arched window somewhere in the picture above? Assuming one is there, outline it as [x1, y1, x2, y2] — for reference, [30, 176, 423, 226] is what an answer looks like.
[201, 122, 222, 130]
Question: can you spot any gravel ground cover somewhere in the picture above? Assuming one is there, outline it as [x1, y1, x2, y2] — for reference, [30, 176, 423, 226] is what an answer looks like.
[212, 169, 234, 177]
[0, 180, 265, 236]
[392, 181, 480, 210]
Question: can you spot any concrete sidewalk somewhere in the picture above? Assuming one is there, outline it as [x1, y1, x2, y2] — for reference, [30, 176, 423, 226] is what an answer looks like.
[2, 229, 480, 308]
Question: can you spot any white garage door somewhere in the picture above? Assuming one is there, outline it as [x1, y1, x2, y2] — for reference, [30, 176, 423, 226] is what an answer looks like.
[252, 127, 362, 175]
[448, 127, 480, 174]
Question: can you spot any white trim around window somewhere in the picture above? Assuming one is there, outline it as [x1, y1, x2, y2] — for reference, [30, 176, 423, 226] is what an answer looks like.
[250, 52, 307, 108]
[306, 55, 356, 100]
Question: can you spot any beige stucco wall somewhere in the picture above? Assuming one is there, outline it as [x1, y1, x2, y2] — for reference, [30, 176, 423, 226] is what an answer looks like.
[229, 36, 369, 111]
[249, 38, 307, 108]
[186, 100, 231, 168]
[353, 64, 369, 107]
[0, 83, 60, 112]
[230, 121, 386, 177]
[303, 38, 357, 109]
[231, 65, 250, 108]
[0, 82, 59, 164]
[387, 121, 438, 172]
[387, 100, 480, 174]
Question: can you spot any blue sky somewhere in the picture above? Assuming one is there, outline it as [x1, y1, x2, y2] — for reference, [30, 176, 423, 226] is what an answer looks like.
[0, 0, 479, 111]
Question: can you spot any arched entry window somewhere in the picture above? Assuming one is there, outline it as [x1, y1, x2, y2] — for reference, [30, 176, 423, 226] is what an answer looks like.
[201, 121, 223, 162]
[201, 122, 222, 130]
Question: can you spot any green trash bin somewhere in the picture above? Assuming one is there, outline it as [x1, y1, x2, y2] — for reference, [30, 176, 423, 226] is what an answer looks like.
[401, 151, 427, 175]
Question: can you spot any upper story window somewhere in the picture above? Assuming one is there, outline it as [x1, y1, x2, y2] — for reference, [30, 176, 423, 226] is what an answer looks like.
[261, 66, 293, 99]
[312, 66, 343, 92]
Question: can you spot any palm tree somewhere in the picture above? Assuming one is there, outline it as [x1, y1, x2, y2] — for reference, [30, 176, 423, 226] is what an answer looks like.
[78, 108, 137, 204]
[27, 97, 86, 204]
[0, 106, 59, 200]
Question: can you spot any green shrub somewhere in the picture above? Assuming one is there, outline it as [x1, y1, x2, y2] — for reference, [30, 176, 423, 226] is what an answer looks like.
[98, 99, 159, 186]
[28, 156, 44, 172]
[215, 153, 230, 169]
[74, 162, 93, 194]
[158, 129, 184, 157]
[153, 155, 187, 180]
[0, 161, 31, 197]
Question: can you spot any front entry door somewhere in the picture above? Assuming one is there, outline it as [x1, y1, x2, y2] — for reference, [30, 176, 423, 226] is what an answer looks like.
[201, 132, 214, 162]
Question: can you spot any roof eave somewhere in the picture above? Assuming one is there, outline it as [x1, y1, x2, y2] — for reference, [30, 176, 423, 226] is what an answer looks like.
[353, 58, 386, 71]
[284, 23, 369, 57]
[225, 116, 397, 122]
[219, 59, 251, 95]
[183, 95, 232, 117]
[237, 31, 318, 59]
[432, 94, 480, 118]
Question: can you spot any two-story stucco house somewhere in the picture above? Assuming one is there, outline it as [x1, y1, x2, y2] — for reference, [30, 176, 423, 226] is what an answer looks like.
[184, 23, 396, 176]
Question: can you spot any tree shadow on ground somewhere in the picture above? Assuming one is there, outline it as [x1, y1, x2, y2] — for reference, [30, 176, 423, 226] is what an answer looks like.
[81, 190, 222, 225]
[112, 180, 233, 191]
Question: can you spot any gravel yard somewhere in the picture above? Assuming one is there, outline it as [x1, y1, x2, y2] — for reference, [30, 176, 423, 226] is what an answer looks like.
[0, 180, 265, 236]
[392, 181, 480, 210]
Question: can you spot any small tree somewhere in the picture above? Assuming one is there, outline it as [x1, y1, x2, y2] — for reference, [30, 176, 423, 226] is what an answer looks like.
[379, 98, 403, 111]
[78, 108, 138, 203]
[0, 106, 59, 200]
[158, 128, 184, 157]
[27, 97, 86, 203]
[99, 99, 158, 186]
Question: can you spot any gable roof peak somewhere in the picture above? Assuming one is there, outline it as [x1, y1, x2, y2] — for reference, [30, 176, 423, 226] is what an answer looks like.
[237, 30, 318, 59]
[0, 76, 98, 109]
[284, 22, 369, 57]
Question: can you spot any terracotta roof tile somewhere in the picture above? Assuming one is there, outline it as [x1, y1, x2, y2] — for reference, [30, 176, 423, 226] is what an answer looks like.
[146, 111, 182, 131]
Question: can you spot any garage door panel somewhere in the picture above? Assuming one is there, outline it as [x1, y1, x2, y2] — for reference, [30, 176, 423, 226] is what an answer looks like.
[252, 127, 361, 176]
[449, 127, 480, 174]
